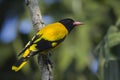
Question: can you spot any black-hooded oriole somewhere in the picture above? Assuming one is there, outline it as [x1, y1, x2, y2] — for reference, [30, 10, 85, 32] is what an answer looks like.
[12, 18, 83, 72]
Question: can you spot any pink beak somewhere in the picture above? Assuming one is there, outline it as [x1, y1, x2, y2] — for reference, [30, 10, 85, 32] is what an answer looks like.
[73, 21, 84, 26]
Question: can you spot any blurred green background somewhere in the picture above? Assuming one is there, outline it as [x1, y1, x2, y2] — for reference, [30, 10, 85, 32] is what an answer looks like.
[0, 0, 120, 80]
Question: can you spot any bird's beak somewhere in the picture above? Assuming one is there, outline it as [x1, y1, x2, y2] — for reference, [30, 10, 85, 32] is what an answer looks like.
[73, 21, 84, 26]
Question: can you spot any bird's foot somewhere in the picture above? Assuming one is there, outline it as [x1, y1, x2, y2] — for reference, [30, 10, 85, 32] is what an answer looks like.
[43, 52, 53, 71]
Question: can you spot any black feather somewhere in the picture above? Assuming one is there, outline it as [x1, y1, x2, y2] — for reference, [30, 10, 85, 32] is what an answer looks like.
[13, 57, 26, 67]
[18, 34, 40, 56]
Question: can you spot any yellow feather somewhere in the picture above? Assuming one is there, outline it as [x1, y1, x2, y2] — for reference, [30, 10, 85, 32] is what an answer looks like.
[22, 44, 37, 57]
[29, 44, 37, 51]
[34, 37, 42, 43]
[22, 49, 30, 57]
[12, 61, 27, 72]
[37, 22, 68, 41]
[52, 42, 57, 47]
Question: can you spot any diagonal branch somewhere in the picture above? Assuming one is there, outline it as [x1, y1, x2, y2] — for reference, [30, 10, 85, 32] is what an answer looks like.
[25, 0, 53, 80]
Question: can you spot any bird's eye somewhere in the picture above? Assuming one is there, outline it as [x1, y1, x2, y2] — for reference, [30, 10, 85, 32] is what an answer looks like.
[66, 20, 71, 23]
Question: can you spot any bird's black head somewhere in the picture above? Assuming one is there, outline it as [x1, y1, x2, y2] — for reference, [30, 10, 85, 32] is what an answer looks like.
[59, 18, 83, 32]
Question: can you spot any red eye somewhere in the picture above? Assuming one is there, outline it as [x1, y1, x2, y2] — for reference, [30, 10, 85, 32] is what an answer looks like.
[66, 20, 70, 23]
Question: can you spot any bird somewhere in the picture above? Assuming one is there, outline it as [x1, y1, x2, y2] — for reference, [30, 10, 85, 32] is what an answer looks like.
[12, 18, 83, 72]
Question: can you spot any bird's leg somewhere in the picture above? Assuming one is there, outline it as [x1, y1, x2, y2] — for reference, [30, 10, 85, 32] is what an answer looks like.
[47, 51, 53, 68]
[42, 51, 53, 71]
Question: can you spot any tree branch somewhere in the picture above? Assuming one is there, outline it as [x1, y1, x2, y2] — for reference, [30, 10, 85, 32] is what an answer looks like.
[25, 0, 44, 32]
[25, 0, 53, 80]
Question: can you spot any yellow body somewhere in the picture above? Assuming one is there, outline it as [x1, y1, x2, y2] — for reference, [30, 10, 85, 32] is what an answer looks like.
[12, 22, 68, 72]
[37, 22, 68, 41]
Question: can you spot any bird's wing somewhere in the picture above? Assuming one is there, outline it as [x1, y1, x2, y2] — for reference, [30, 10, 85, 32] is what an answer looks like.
[18, 34, 41, 56]
[18, 22, 68, 56]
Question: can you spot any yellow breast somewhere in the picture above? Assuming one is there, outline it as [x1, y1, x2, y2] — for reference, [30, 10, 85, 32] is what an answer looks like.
[37, 22, 68, 41]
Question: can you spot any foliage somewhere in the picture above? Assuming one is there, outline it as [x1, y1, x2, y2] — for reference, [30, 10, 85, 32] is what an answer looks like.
[0, 0, 120, 80]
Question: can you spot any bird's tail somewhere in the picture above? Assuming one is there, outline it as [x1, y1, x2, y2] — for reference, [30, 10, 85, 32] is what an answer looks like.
[12, 57, 27, 72]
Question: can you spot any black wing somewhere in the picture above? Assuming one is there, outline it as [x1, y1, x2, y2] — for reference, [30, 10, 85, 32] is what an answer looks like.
[17, 34, 41, 56]
[35, 36, 66, 52]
